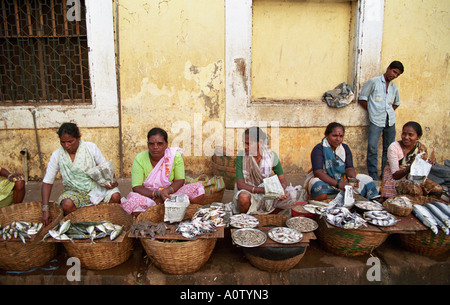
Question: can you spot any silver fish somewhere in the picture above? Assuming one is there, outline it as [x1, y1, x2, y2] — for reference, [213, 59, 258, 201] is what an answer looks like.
[110, 226, 123, 241]
[413, 204, 438, 234]
[424, 203, 450, 228]
[430, 201, 450, 218]
[58, 220, 71, 235]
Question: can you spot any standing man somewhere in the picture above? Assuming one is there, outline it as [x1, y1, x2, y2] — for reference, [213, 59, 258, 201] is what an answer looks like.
[359, 61, 404, 181]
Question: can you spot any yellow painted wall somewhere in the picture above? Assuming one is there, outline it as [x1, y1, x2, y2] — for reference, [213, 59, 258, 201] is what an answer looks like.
[252, 0, 353, 100]
[1, 0, 448, 182]
[381, 0, 450, 159]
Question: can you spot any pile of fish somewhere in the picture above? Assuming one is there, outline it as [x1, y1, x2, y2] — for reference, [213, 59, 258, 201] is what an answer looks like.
[131, 221, 168, 238]
[43, 219, 124, 242]
[354, 200, 384, 211]
[268, 227, 302, 244]
[321, 206, 367, 230]
[363, 210, 398, 226]
[229, 213, 259, 228]
[0, 221, 43, 244]
[176, 206, 225, 239]
[413, 202, 450, 235]
[286, 217, 318, 232]
[232, 228, 266, 247]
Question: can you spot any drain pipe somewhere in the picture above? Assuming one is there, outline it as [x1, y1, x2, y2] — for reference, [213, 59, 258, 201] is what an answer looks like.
[20, 148, 28, 183]
[30, 109, 45, 178]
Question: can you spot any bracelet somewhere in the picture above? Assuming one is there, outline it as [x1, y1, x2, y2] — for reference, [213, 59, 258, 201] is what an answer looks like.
[7, 174, 13, 180]
[336, 180, 340, 188]
[252, 186, 255, 193]
[168, 186, 174, 194]
[41, 203, 49, 212]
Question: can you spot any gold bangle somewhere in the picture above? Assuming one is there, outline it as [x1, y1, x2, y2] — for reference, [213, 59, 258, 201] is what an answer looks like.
[252, 186, 255, 193]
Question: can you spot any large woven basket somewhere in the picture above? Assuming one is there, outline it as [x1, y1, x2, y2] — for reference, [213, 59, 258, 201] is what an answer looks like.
[245, 250, 306, 272]
[61, 203, 134, 270]
[136, 204, 217, 274]
[211, 149, 236, 190]
[244, 214, 305, 272]
[315, 217, 388, 257]
[397, 230, 450, 257]
[202, 188, 225, 205]
[0, 202, 63, 271]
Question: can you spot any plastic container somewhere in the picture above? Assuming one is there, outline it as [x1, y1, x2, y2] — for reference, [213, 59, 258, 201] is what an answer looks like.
[291, 201, 315, 219]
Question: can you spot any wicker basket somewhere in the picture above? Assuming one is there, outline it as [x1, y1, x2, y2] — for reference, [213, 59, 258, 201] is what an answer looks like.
[397, 230, 450, 257]
[0, 202, 63, 271]
[202, 188, 225, 205]
[244, 214, 305, 272]
[254, 214, 288, 227]
[315, 218, 388, 257]
[211, 151, 236, 190]
[136, 204, 217, 274]
[245, 250, 306, 272]
[61, 203, 134, 270]
[382, 196, 414, 217]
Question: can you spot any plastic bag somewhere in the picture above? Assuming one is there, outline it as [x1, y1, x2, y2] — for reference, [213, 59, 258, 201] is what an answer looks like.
[262, 176, 285, 200]
[86, 160, 115, 187]
[164, 194, 190, 223]
[409, 152, 432, 184]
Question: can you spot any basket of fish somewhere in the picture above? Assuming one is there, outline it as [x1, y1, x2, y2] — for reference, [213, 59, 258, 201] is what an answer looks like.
[136, 204, 217, 274]
[316, 206, 388, 256]
[51, 203, 133, 270]
[0, 201, 63, 271]
[398, 202, 450, 257]
[382, 196, 413, 217]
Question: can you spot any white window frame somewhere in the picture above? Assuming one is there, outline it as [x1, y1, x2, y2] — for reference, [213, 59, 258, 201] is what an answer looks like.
[225, 0, 385, 128]
[0, 0, 118, 129]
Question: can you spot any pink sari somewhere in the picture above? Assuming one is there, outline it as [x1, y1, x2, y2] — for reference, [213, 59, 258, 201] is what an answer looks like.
[120, 147, 205, 214]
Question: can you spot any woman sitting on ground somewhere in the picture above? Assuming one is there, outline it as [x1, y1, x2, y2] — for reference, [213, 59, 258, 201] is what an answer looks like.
[41, 122, 121, 225]
[381, 121, 443, 199]
[121, 127, 205, 215]
[234, 127, 290, 214]
[304, 122, 379, 201]
[0, 166, 25, 207]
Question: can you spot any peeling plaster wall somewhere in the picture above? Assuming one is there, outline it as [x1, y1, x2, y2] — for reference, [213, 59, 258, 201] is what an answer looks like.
[381, 0, 450, 162]
[118, 0, 225, 176]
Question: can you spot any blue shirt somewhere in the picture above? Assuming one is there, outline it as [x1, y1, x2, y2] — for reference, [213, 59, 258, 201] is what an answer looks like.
[359, 75, 401, 127]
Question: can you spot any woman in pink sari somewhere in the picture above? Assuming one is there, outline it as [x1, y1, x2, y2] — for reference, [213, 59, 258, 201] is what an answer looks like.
[121, 128, 204, 215]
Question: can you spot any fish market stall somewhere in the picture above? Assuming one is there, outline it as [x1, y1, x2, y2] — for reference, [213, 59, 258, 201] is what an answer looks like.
[304, 192, 450, 257]
[44, 203, 134, 270]
[230, 214, 317, 272]
[134, 203, 225, 274]
[0, 202, 63, 271]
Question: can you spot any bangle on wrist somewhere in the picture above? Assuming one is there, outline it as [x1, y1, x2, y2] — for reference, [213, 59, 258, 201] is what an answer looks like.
[7, 174, 13, 179]
[336, 180, 340, 188]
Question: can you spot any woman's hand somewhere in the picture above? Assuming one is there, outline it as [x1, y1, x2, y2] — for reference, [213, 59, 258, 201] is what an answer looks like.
[159, 188, 172, 201]
[7, 173, 24, 182]
[42, 210, 52, 226]
[105, 180, 118, 189]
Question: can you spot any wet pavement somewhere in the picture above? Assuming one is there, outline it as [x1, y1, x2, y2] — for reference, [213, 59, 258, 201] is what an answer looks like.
[1, 175, 449, 285]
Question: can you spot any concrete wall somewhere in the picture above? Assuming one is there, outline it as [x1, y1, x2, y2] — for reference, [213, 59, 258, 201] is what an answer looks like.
[0, 0, 448, 182]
